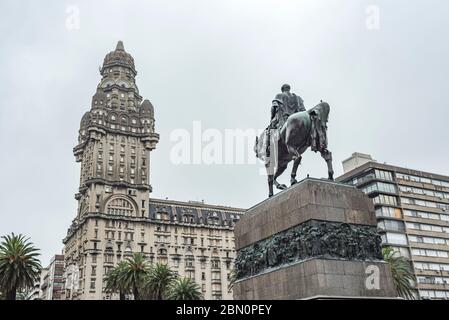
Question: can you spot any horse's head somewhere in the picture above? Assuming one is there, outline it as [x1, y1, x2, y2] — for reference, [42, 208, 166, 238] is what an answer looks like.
[310, 101, 330, 124]
[308, 102, 330, 150]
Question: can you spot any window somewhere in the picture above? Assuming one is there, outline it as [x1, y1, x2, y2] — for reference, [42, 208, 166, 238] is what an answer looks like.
[363, 182, 396, 194]
[106, 197, 135, 217]
[412, 248, 449, 258]
[211, 260, 220, 269]
[375, 169, 393, 181]
[376, 207, 402, 219]
[90, 279, 96, 290]
[373, 194, 397, 206]
[381, 232, 408, 245]
[378, 220, 405, 232]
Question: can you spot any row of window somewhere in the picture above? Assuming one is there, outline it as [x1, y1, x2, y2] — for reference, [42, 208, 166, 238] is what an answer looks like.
[154, 212, 240, 226]
[409, 235, 449, 245]
[100, 143, 146, 156]
[404, 209, 449, 222]
[414, 261, 449, 271]
[396, 173, 449, 188]
[419, 289, 449, 299]
[108, 124, 152, 133]
[418, 276, 449, 285]
[101, 153, 146, 165]
[401, 197, 449, 210]
[400, 185, 449, 200]
[406, 221, 449, 233]
[348, 169, 394, 186]
[412, 248, 449, 258]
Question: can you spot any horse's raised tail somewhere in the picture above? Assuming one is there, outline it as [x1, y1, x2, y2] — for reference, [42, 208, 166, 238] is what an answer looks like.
[254, 136, 259, 158]
[254, 130, 268, 161]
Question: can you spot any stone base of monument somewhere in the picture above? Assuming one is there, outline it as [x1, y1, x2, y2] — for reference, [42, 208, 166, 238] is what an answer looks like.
[233, 178, 397, 300]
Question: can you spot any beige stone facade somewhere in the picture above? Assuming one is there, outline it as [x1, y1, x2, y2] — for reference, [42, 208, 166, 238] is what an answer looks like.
[63, 41, 244, 300]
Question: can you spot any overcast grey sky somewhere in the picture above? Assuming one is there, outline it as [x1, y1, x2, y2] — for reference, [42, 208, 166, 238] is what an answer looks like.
[1, 0, 448, 264]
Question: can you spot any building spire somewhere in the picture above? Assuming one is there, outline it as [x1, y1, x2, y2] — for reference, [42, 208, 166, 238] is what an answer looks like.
[101, 40, 136, 75]
[116, 40, 125, 51]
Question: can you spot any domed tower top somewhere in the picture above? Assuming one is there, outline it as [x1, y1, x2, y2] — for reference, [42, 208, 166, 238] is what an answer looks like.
[140, 99, 154, 118]
[91, 89, 107, 109]
[101, 41, 136, 75]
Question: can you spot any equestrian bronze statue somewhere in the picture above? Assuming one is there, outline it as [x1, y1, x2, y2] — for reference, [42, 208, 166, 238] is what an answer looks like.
[255, 84, 334, 197]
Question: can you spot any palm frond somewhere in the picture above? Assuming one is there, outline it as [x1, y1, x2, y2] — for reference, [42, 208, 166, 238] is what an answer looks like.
[382, 246, 417, 300]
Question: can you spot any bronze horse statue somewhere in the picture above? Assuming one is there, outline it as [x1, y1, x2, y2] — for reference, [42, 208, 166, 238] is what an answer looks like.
[255, 102, 334, 197]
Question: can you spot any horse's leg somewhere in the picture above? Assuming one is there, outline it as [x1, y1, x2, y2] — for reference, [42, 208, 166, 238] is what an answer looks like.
[273, 160, 288, 190]
[268, 174, 274, 197]
[290, 156, 302, 185]
[320, 149, 334, 180]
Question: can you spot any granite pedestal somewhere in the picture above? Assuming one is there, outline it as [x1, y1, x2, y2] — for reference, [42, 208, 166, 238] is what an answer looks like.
[233, 178, 396, 299]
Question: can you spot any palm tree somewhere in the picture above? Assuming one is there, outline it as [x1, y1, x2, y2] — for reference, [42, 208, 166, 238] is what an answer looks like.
[0, 233, 41, 300]
[104, 261, 129, 300]
[227, 268, 237, 292]
[382, 246, 416, 299]
[142, 263, 178, 300]
[119, 253, 150, 300]
[166, 277, 203, 300]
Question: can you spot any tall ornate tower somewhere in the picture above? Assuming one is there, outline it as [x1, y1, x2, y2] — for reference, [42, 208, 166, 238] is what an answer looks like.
[74, 41, 159, 221]
[63, 41, 159, 299]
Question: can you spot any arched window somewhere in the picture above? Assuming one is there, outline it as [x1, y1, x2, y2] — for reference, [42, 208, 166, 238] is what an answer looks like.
[106, 197, 135, 217]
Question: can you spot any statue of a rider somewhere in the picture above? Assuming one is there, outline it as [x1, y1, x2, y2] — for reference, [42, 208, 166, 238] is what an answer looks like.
[265, 84, 306, 159]
[270, 84, 306, 130]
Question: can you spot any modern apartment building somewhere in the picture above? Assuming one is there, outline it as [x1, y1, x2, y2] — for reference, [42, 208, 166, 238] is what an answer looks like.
[337, 153, 449, 300]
